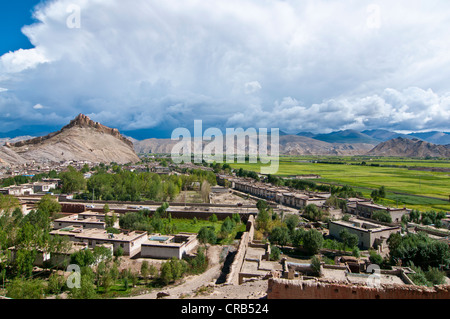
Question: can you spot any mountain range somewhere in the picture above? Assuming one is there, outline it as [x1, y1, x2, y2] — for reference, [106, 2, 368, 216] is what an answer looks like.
[0, 116, 449, 167]
[297, 129, 450, 145]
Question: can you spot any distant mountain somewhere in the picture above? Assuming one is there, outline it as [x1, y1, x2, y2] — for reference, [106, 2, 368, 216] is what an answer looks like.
[408, 131, 450, 145]
[0, 114, 140, 166]
[313, 130, 380, 145]
[366, 137, 450, 157]
[361, 129, 414, 142]
[296, 132, 316, 138]
[134, 134, 374, 156]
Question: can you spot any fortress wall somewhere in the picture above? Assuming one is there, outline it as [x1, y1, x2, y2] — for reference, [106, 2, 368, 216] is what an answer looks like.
[267, 278, 450, 299]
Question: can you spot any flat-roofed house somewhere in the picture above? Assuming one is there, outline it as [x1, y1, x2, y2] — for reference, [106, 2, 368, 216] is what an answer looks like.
[32, 181, 58, 193]
[355, 202, 411, 223]
[329, 218, 401, 250]
[53, 214, 106, 230]
[50, 227, 148, 257]
[141, 233, 198, 259]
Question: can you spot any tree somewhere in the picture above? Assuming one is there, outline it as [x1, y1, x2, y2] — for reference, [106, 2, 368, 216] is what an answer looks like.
[14, 248, 37, 278]
[285, 214, 300, 233]
[388, 232, 450, 269]
[311, 256, 322, 276]
[60, 166, 86, 194]
[160, 258, 187, 285]
[209, 214, 218, 223]
[70, 249, 95, 267]
[270, 245, 281, 261]
[269, 227, 291, 247]
[220, 217, 235, 237]
[37, 195, 61, 218]
[339, 229, 359, 249]
[372, 210, 392, 223]
[302, 229, 324, 255]
[141, 260, 150, 284]
[256, 206, 271, 234]
[70, 267, 97, 299]
[303, 204, 324, 222]
[198, 226, 217, 245]
[371, 186, 386, 202]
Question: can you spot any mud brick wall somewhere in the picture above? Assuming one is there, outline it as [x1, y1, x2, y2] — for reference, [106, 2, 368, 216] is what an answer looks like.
[267, 278, 450, 299]
[225, 215, 256, 285]
[60, 203, 86, 214]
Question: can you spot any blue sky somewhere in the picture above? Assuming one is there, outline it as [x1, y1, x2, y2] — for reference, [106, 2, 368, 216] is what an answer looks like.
[0, 0, 449, 139]
[0, 1, 42, 56]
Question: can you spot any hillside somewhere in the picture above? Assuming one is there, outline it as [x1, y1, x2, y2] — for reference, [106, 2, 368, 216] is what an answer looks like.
[134, 134, 374, 156]
[366, 137, 450, 157]
[0, 114, 140, 165]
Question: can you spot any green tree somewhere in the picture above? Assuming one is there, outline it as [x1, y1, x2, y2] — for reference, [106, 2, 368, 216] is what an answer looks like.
[60, 166, 86, 194]
[70, 249, 95, 268]
[269, 226, 291, 247]
[37, 195, 61, 218]
[70, 267, 97, 299]
[141, 260, 150, 284]
[209, 214, 218, 223]
[198, 226, 217, 245]
[285, 214, 300, 233]
[372, 210, 392, 223]
[339, 229, 359, 249]
[270, 245, 281, 261]
[302, 229, 324, 255]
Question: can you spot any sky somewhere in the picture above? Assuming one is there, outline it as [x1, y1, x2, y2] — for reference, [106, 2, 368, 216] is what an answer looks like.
[0, 0, 450, 139]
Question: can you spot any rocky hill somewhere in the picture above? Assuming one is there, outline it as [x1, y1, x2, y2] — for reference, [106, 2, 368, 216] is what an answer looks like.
[0, 114, 140, 165]
[366, 137, 450, 157]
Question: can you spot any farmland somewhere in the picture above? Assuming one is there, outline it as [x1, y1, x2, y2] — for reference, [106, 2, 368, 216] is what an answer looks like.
[230, 156, 450, 212]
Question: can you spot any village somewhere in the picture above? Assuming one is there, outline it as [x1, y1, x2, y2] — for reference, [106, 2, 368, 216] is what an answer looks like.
[1, 157, 450, 300]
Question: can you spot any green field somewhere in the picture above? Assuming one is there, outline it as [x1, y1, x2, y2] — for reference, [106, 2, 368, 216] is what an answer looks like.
[231, 156, 450, 212]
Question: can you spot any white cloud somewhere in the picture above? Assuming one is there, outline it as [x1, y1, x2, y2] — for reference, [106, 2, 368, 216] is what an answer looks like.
[1, 0, 450, 134]
[33, 103, 47, 110]
[244, 81, 262, 95]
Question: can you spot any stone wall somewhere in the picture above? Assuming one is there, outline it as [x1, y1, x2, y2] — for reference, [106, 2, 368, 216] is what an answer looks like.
[267, 278, 450, 299]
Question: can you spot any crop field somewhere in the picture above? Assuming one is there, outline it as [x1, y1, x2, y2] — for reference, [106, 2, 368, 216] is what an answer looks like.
[230, 156, 450, 212]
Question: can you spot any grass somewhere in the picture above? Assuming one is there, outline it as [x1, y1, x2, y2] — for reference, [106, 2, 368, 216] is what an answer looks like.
[230, 156, 450, 212]
[159, 217, 246, 245]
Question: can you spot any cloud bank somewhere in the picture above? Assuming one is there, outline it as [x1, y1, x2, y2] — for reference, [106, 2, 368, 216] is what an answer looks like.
[1, 0, 450, 135]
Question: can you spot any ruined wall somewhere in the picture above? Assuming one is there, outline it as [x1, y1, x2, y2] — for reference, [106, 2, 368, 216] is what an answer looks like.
[267, 278, 450, 299]
[225, 215, 256, 285]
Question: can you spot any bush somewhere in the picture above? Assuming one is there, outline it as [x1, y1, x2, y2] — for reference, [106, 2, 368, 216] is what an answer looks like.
[369, 250, 383, 266]
[7, 278, 46, 299]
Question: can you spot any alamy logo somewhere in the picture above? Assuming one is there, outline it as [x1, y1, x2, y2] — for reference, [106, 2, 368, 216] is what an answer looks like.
[171, 120, 279, 174]
[366, 264, 381, 288]
[66, 264, 81, 289]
